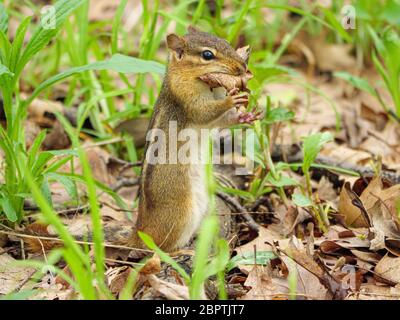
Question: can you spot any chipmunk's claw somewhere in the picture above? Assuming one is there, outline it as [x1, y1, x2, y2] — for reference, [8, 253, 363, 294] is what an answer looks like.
[237, 107, 263, 124]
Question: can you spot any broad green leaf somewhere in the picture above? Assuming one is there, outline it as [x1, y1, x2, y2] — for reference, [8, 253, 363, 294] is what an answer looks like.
[41, 177, 53, 209]
[9, 17, 31, 73]
[204, 239, 230, 279]
[27, 130, 47, 167]
[302, 132, 333, 174]
[47, 172, 78, 200]
[0, 30, 11, 64]
[0, 290, 36, 300]
[334, 71, 376, 96]
[292, 193, 313, 207]
[0, 197, 17, 222]
[220, 186, 254, 201]
[253, 64, 296, 83]
[105, 53, 165, 74]
[31, 152, 54, 177]
[46, 149, 79, 157]
[381, 0, 400, 25]
[264, 107, 295, 124]
[0, 63, 13, 76]
[26, 54, 165, 106]
[226, 251, 276, 271]
[0, 3, 8, 35]
[265, 172, 299, 187]
[17, 0, 86, 75]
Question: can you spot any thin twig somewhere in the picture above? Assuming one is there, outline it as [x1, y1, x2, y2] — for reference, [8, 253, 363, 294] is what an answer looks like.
[0, 229, 151, 253]
[111, 177, 140, 192]
[216, 191, 259, 232]
[105, 258, 145, 267]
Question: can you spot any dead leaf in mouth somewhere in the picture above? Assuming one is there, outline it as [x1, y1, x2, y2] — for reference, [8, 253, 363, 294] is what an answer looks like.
[199, 71, 253, 92]
[236, 45, 251, 63]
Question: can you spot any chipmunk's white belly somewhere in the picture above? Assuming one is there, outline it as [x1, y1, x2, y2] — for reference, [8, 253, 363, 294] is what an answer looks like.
[177, 163, 209, 248]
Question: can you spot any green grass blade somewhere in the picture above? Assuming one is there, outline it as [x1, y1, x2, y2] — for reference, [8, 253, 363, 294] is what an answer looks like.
[17, 0, 85, 76]
[138, 232, 191, 283]
[25, 54, 165, 107]
[56, 113, 106, 288]
[9, 16, 31, 73]
[111, 0, 128, 54]
[0, 3, 8, 34]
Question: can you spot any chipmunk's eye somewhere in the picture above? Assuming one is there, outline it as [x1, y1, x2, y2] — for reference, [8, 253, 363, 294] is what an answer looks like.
[201, 50, 215, 60]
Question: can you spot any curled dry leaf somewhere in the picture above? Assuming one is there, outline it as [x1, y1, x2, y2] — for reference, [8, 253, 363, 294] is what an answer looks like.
[140, 254, 161, 275]
[146, 274, 191, 300]
[375, 255, 400, 284]
[236, 45, 251, 63]
[199, 71, 253, 92]
[198, 45, 252, 91]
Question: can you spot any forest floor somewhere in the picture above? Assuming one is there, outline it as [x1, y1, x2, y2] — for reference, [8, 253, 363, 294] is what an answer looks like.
[1, 0, 400, 300]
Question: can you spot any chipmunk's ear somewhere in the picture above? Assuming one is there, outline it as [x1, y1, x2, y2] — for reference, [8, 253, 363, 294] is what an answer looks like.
[236, 45, 251, 64]
[166, 34, 185, 60]
[188, 25, 200, 34]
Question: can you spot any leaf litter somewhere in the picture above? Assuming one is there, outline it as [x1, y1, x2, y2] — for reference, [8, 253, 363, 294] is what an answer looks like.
[1, 1, 400, 301]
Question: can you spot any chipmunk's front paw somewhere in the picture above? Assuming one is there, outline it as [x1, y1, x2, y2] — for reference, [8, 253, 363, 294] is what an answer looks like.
[227, 88, 249, 107]
[237, 107, 263, 124]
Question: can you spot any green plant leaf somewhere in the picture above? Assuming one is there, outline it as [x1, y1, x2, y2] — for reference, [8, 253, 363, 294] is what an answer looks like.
[0, 197, 17, 222]
[321, 7, 352, 43]
[0, 63, 13, 76]
[47, 172, 78, 200]
[265, 172, 299, 187]
[0, 290, 36, 300]
[41, 177, 53, 209]
[226, 251, 276, 271]
[204, 239, 230, 278]
[9, 16, 31, 73]
[138, 231, 191, 283]
[264, 107, 295, 124]
[292, 193, 313, 207]
[0, 30, 11, 66]
[26, 54, 165, 107]
[302, 132, 333, 174]
[17, 0, 86, 76]
[106, 53, 165, 74]
[0, 3, 8, 35]
[190, 214, 219, 299]
[334, 71, 376, 96]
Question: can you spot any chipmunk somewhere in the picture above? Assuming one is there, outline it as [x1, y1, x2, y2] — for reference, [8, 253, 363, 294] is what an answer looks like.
[129, 26, 259, 252]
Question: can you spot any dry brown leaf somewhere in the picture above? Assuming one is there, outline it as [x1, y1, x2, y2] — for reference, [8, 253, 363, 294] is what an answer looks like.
[107, 266, 133, 296]
[234, 225, 283, 273]
[350, 250, 381, 264]
[347, 283, 400, 300]
[338, 182, 370, 227]
[42, 120, 70, 150]
[365, 184, 400, 251]
[240, 265, 288, 300]
[146, 274, 191, 300]
[316, 176, 339, 208]
[0, 253, 36, 295]
[375, 255, 400, 284]
[282, 255, 329, 300]
[140, 254, 161, 275]
[236, 45, 250, 63]
[199, 71, 253, 91]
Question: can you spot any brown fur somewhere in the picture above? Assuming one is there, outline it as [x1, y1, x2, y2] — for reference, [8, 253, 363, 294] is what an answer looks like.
[129, 27, 249, 252]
